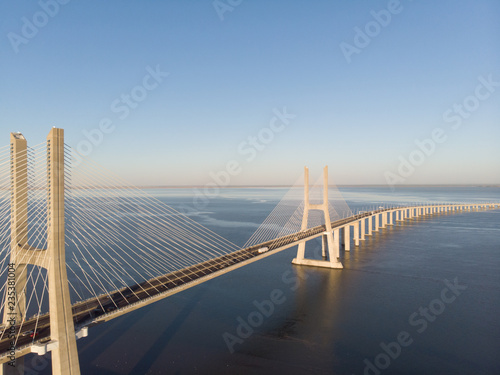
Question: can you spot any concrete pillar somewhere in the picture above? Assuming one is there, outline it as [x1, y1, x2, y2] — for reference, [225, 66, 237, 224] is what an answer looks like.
[381, 212, 387, 228]
[2, 133, 28, 374]
[333, 228, 340, 258]
[360, 219, 365, 240]
[374, 214, 379, 232]
[47, 128, 81, 375]
[368, 215, 373, 236]
[388, 211, 393, 225]
[4, 133, 28, 325]
[344, 226, 350, 251]
[354, 222, 359, 247]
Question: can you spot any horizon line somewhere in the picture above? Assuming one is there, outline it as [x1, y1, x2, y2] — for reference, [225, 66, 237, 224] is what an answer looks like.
[136, 184, 500, 189]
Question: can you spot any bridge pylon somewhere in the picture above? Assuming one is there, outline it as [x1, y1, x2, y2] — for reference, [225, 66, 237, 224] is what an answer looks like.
[292, 166, 343, 269]
[2, 129, 80, 375]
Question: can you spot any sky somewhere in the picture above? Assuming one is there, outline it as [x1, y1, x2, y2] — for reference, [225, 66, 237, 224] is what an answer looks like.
[1, 0, 499, 187]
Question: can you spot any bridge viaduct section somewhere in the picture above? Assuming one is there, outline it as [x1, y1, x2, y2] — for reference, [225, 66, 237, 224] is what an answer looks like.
[294, 197, 499, 269]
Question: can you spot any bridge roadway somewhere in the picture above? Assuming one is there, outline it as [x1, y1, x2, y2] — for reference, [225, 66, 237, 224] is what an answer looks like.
[0, 203, 497, 361]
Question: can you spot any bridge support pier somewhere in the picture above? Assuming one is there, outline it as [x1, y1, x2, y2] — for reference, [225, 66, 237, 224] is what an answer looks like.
[360, 219, 365, 240]
[343, 226, 350, 251]
[368, 216, 373, 236]
[353, 222, 359, 247]
[292, 166, 343, 269]
[1, 129, 81, 375]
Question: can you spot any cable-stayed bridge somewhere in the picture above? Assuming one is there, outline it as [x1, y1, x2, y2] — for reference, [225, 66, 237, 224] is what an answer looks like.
[0, 128, 498, 375]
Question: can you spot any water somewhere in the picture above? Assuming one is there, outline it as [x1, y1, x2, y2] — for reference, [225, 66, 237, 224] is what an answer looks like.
[24, 186, 500, 375]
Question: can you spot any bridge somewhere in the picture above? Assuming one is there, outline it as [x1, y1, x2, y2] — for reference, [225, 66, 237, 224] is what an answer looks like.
[0, 128, 498, 374]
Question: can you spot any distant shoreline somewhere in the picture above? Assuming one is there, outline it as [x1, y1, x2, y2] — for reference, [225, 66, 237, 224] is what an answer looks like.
[137, 184, 500, 189]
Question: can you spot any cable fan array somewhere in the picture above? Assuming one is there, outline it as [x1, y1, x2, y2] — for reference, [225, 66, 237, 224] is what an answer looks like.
[63, 145, 247, 304]
[0, 143, 254, 338]
[0, 142, 51, 347]
[243, 171, 353, 249]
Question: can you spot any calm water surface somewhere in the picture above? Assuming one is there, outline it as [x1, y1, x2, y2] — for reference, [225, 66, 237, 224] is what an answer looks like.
[26, 187, 500, 375]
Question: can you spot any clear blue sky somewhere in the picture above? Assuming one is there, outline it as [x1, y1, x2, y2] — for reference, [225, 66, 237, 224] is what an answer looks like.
[1, 0, 499, 186]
